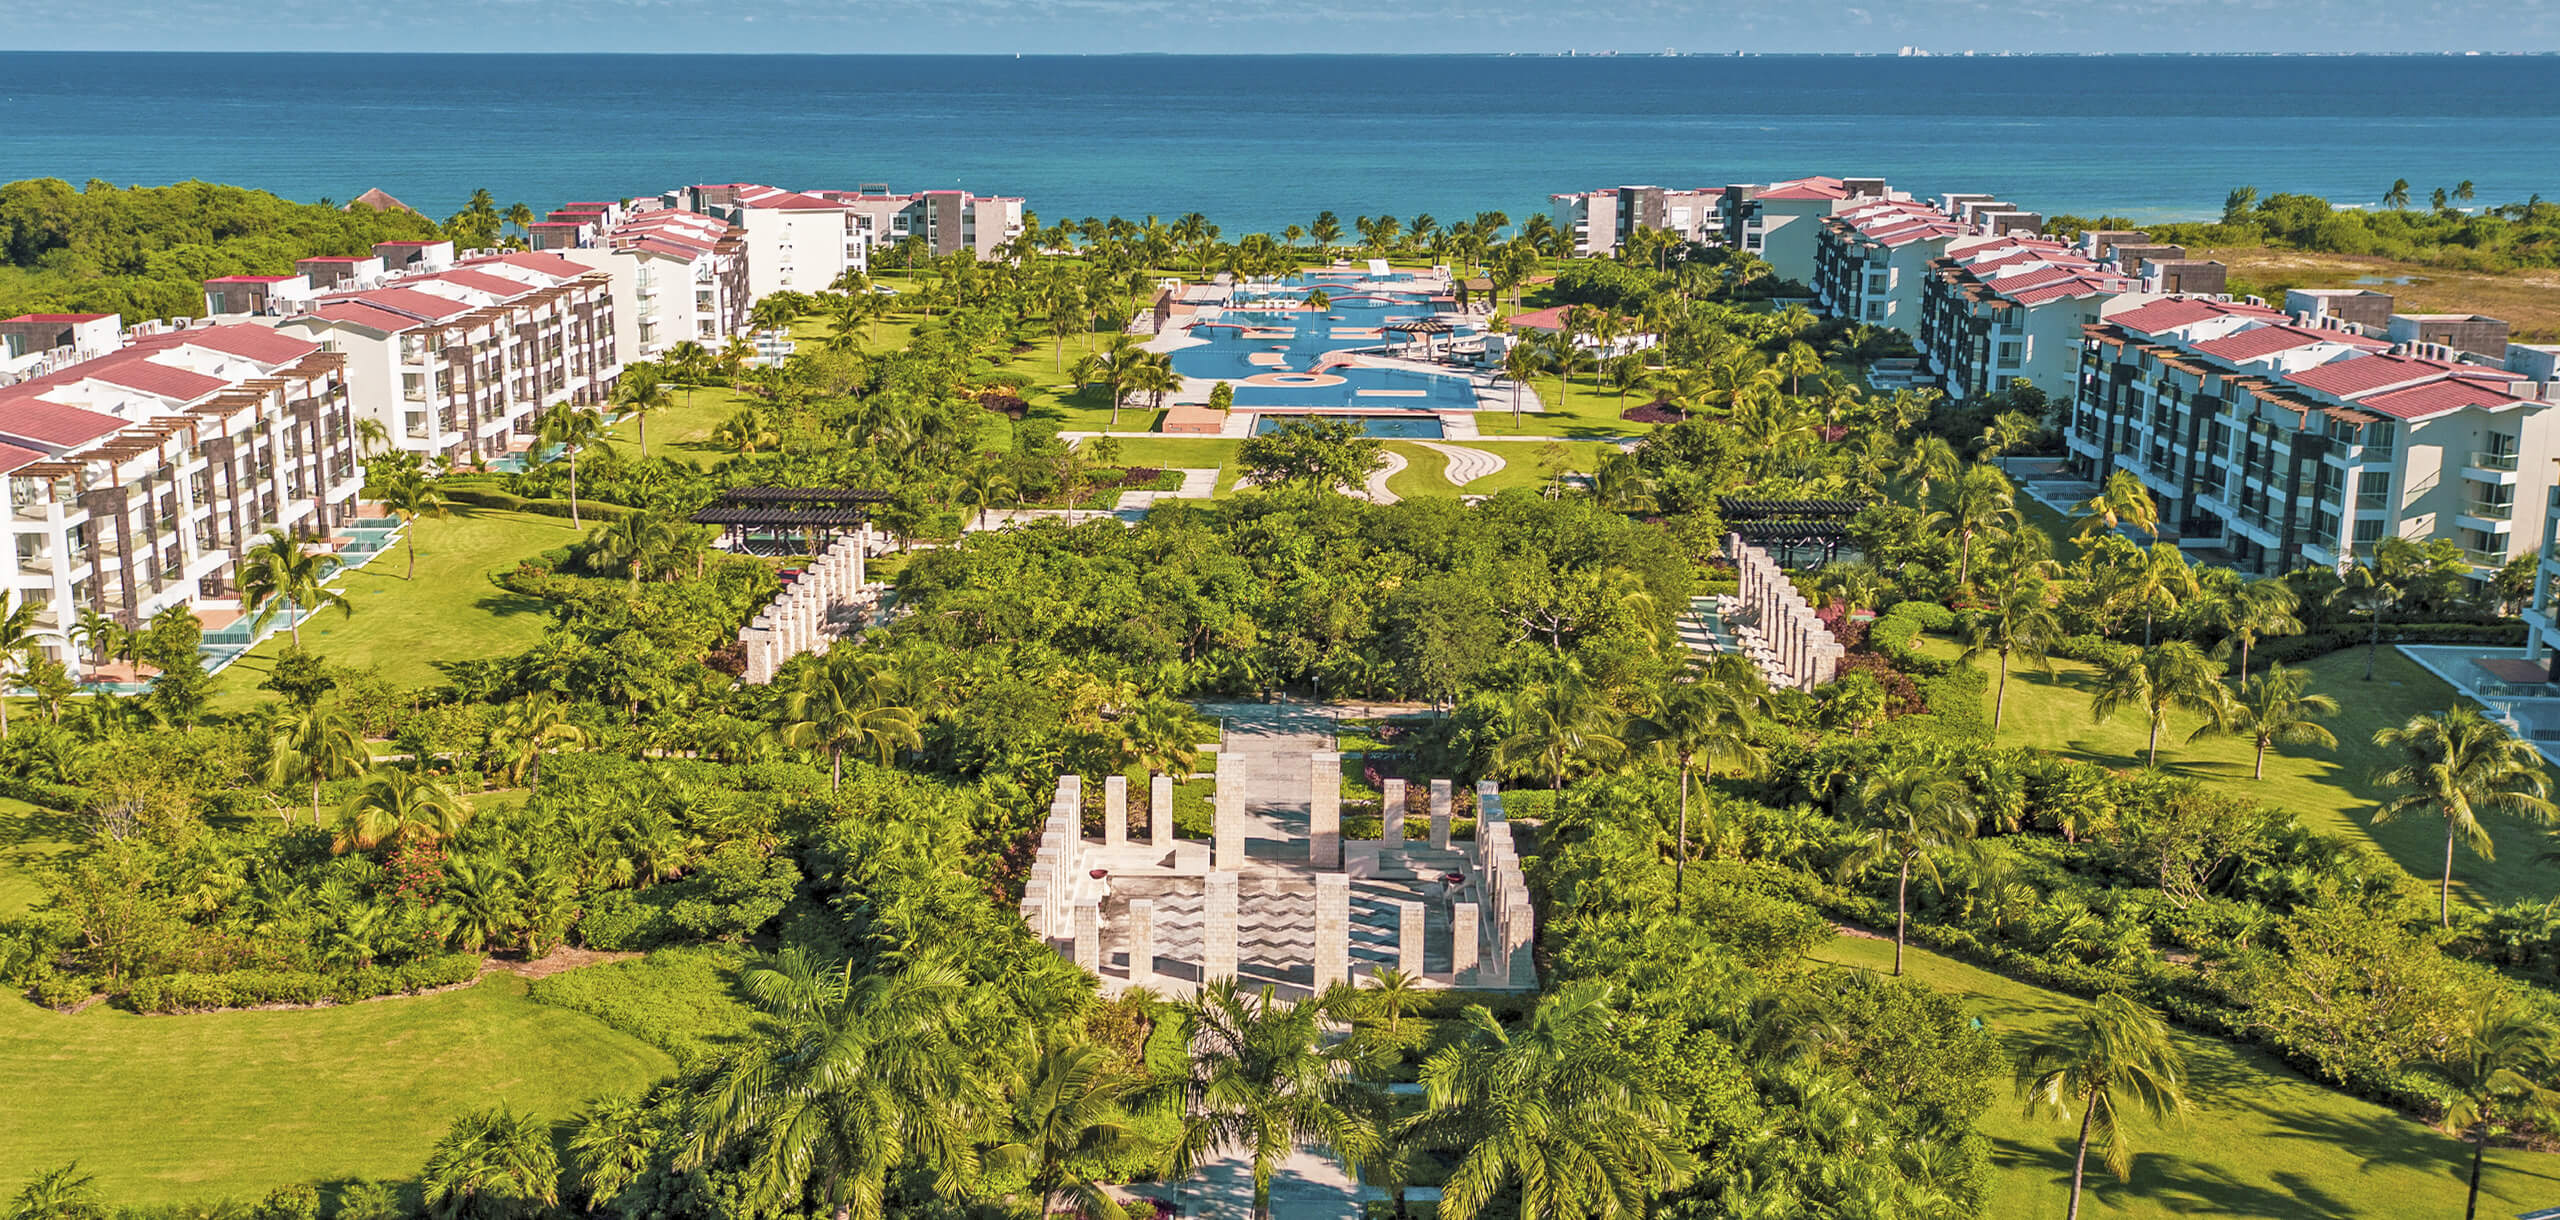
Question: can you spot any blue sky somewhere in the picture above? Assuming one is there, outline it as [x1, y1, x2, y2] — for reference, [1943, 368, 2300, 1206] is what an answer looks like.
[1, 0, 2549, 53]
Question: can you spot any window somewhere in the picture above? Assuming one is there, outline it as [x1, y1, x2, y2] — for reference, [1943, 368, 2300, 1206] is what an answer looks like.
[2352, 517, 2386, 545]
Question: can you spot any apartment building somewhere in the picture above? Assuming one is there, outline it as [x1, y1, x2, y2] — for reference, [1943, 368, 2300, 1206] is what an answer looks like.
[554, 207, 752, 367]
[683, 184, 865, 300]
[1547, 186, 1722, 257]
[0, 316, 362, 640]
[250, 248, 620, 467]
[1916, 234, 2164, 402]
[1714, 175, 1898, 285]
[2069, 294, 2560, 576]
[816, 187, 1028, 261]
[1811, 197, 1973, 336]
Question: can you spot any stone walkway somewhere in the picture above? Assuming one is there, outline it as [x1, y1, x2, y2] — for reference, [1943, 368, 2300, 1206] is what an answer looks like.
[1361, 448, 1405, 504]
[1117, 467, 1221, 510]
[1415, 441, 1503, 487]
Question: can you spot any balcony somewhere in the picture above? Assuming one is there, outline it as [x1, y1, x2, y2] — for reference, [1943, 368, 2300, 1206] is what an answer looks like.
[2463, 547, 2513, 569]
[2465, 450, 2523, 484]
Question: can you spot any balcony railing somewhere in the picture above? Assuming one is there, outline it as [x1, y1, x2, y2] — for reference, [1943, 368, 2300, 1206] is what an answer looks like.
[2471, 450, 2522, 472]
[2464, 547, 2511, 568]
[2465, 500, 2517, 521]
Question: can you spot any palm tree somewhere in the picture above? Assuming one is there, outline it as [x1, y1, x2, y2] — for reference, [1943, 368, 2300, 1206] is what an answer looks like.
[615, 367, 675, 457]
[267, 702, 369, 824]
[488, 693, 587, 793]
[69, 607, 122, 674]
[2385, 178, 2413, 210]
[1629, 664, 1762, 908]
[567, 1094, 658, 1211]
[536, 405, 607, 529]
[2189, 665, 2338, 780]
[957, 463, 1016, 530]
[1898, 434, 1961, 503]
[2016, 993, 2193, 1220]
[690, 949, 977, 1220]
[1960, 576, 2062, 732]
[2208, 578, 2302, 676]
[2090, 641, 2227, 767]
[2373, 707, 2559, 926]
[0, 598, 49, 738]
[1809, 560, 1887, 620]
[1168, 980, 1378, 1220]
[333, 766, 467, 854]
[237, 530, 351, 649]
[1399, 983, 1697, 1220]
[421, 1106, 559, 1220]
[2427, 992, 2560, 1220]
[2073, 470, 2160, 542]
[1837, 761, 1977, 976]
[783, 649, 923, 791]
[2114, 542, 2198, 646]
[711, 408, 779, 455]
[1928, 464, 2020, 589]
[373, 470, 448, 581]
[588, 513, 674, 587]
[1501, 340, 1542, 428]
[1496, 658, 1624, 796]
[7, 1162, 102, 1220]
[2455, 179, 2478, 206]
[987, 1043, 1134, 1220]
[2335, 558, 2401, 681]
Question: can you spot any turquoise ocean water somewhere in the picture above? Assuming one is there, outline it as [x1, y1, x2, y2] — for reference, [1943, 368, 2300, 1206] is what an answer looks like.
[3, 52, 2556, 229]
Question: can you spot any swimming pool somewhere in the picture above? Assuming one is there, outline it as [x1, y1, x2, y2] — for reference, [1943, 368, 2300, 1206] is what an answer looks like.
[1254, 414, 1446, 439]
[1176, 276, 1481, 412]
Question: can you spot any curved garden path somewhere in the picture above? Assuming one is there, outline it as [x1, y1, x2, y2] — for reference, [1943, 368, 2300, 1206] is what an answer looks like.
[1363, 448, 1407, 504]
[1416, 441, 1505, 488]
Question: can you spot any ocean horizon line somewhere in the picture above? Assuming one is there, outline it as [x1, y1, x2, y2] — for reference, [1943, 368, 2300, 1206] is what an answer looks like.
[4, 48, 2556, 59]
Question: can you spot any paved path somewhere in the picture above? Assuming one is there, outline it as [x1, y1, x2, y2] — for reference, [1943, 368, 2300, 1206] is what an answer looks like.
[1117, 467, 1221, 510]
[1415, 441, 1503, 488]
[1361, 448, 1406, 504]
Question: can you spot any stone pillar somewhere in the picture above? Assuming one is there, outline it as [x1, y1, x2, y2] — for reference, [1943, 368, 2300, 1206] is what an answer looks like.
[1451, 901, 1480, 984]
[1073, 901, 1102, 972]
[1309, 751, 1341, 868]
[1019, 881, 1049, 950]
[1382, 778, 1407, 846]
[1202, 871, 1239, 983]
[1429, 779, 1453, 850]
[1126, 899, 1155, 984]
[852, 523, 870, 588]
[1397, 900, 1426, 977]
[1314, 873, 1350, 989]
[1031, 847, 1062, 940]
[741, 623, 773, 684]
[1103, 775, 1128, 848]
[1150, 772, 1175, 844]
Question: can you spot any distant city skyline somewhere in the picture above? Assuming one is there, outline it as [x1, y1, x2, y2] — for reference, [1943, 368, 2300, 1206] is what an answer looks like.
[3, 0, 2554, 55]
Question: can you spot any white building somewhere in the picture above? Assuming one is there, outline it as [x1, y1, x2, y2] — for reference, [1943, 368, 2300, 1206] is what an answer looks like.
[0, 316, 363, 642]
[818, 188, 1028, 261]
[552, 207, 752, 368]
[1917, 233, 2163, 402]
[685, 184, 865, 298]
[254, 250, 620, 467]
[1547, 185, 1722, 257]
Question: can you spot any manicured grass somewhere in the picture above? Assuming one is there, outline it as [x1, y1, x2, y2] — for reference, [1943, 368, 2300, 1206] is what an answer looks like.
[1812, 933, 2560, 1219]
[605, 383, 751, 468]
[1469, 378, 1656, 440]
[0, 799, 78, 917]
[0, 975, 671, 1205]
[1081, 439, 1245, 496]
[214, 507, 577, 700]
[1927, 639, 2560, 909]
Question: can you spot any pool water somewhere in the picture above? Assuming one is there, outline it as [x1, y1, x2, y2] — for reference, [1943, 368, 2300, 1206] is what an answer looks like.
[1178, 274, 1481, 412]
[1254, 414, 1445, 439]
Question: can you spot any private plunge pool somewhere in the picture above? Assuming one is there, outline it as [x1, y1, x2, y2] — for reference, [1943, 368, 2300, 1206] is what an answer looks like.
[1253, 414, 1446, 439]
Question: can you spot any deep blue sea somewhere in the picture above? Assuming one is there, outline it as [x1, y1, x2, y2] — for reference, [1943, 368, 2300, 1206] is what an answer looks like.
[4, 53, 2558, 231]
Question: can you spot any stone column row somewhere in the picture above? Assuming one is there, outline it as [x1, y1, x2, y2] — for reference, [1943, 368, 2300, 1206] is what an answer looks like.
[733, 528, 881, 686]
[1727, 533, 1846, 692]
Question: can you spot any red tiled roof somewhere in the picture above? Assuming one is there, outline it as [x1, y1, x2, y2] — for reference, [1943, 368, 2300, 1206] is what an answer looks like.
[2283, 353, 2449, 398]
[418, 269, 539, 299]
[86, 359, 228, 400]
[466, 251, 589, 280]
[631, 237, 707, 259]
[0, 441, 48, 474]
[0, 399, 127, 447]
[305, 302, 427, 333]
[1756, 176, 1851, 201]
[173, 324, 319, 364]
[2190, 325, 2364, 362]
[2109, 297, 2277, 336]
[737, 186, 850, 210]
[2354, 377, 2524, 420]
[333, 287, 474, 321]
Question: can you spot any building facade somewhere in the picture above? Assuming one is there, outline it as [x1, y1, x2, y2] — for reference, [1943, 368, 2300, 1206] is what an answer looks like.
[255, 248, 621, 467]
[1916, 234, 2161, 402]
[819, 188, 1028, 261]
[1547, 186, 1722, 257]
[2069, 295, 2560, 576]
[686, 184, 866, 299]
[556, 207, 752, 367]
[1714, 176, 1898, 285]
[0, 317, 362, 640]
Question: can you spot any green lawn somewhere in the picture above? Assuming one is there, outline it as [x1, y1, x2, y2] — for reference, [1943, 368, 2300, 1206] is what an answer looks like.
[214, 507, 577, 700]
[1928, 639, 2560, 910]
[607, 384, 751, 467]
[1080, 439, 1246, 496]
[0, 799, 78, 917]
[1468, 377, 1656, 440]
[0, 976, 671, 1205]
[1382, 440, 1614, 500]
[1813, 934, 2560, 1219]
